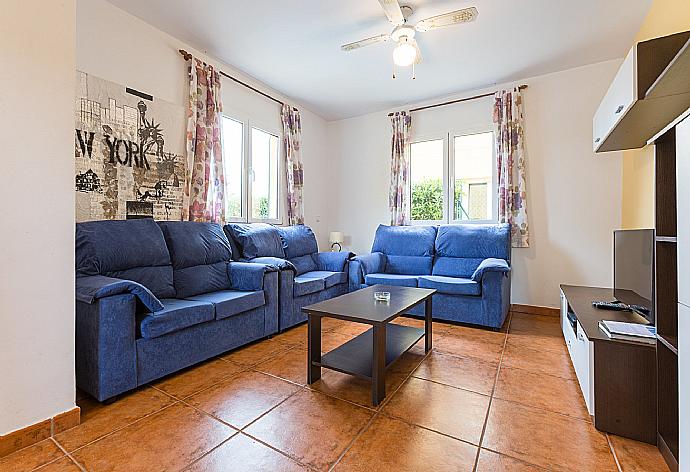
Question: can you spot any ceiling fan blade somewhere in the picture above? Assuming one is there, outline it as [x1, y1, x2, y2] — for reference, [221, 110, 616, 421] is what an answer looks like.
[378, 0, 405, 26]
[412, 39, 423, 65]
[415, 7, 478, 32]
[341, 34, 391, 52]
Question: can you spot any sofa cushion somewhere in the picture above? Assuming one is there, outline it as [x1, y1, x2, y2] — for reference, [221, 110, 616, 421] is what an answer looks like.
[277, 225, 318, 258]
[418, 275, 481, 296]
[435, 224, 511, 260]
[185, 290, 265, 320]
[226, 223, 284, 259]
[301, 270, 347, 289]
[293, 274, 326, 297]
[76, 219, 175, 299]
[139, 298, 214, 339]
[290, 254, 317, 276]
[364, 273, 418, 287]
[372, 225, 437, 256]
[158, 222, 232, 298]
[385, 255, 433, 275]
[432, 257, 485, 278]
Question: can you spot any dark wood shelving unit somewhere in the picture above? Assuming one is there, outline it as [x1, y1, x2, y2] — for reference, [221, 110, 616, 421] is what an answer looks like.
[654, 127, 679, 471]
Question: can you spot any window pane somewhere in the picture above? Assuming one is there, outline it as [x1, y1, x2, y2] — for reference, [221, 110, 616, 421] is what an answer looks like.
[251, 127, 279, 220]
[410, 139, 444, 221]
[454, 132, 493, 221]
[221, 117, 244, 219]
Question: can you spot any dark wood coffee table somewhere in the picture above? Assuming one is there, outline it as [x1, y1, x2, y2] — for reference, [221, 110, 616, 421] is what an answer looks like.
[302, 284, 436, 406]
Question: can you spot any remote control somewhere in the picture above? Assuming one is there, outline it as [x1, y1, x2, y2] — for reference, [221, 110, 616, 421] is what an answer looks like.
[591, 301, 631, 311]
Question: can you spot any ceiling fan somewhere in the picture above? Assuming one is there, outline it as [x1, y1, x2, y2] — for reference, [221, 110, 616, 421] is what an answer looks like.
[341, 0, 478, 76]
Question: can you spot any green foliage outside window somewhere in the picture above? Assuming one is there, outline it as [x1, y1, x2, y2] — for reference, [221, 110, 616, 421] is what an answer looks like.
[253, 196, 270, 219]
[411, 179, 443, 221]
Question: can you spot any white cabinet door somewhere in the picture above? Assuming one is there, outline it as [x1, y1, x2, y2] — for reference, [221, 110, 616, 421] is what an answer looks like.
[593, 47, 637, 152]
[679, 302, 690, 472]
[678, 116, 690, 306]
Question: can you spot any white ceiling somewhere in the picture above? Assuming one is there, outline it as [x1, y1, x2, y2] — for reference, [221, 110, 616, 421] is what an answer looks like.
[105, 0, 651, 121]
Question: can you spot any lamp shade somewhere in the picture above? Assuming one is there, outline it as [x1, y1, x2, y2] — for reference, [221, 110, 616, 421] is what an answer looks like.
[329, 231, 344, 244]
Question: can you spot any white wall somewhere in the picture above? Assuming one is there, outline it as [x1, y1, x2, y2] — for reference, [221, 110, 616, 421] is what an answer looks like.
[328, 60, 624, 308]
[76, 0, 333, 248]
[0, 0, 76, 435]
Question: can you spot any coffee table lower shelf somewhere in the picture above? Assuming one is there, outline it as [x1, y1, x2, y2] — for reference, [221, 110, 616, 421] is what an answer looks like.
[315, 324, 424, 379]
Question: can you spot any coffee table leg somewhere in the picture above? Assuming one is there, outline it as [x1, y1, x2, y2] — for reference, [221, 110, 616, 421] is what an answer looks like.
[372, 323, 386, 406]
[307, 315, 321, 384]
[425, 297, 433, 353]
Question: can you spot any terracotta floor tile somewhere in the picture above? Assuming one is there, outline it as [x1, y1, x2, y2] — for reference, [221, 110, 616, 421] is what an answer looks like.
[321, 332, 359, 352]
[0, 439, 64, 472]
[255, 347, 309, 385]
[273, 324, 308, 347]
[433, 331, 504, 364]
[501, 343, 575, 379]
[222, 338, 291, 366]
[186, 371, 300, 429]
[494, 366, 590, 421]
[506, 330, 567, 353]
[609, 434, 670, 472]
[334, 415, 476, 472]
[483, 399, 617, 471]
[412, 351, 499, 395]
[321, 317, 348, 332]
[331, 322, 371, 337]
[55, 387, 175, 452]
[383, 377, 489, 444]
[71, 403, 234, 472]
[475, 448, 547, 471]
[185, 433, 307, 471]
[36, 457, 83, 471]
[509, 313, 562, 336]
[443, 324, 507, 344]
[245, 389, 372, 471]
[152, 357, 245, 399]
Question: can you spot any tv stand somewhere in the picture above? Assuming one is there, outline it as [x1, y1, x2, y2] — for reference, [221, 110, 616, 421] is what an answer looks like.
[560, 284, 657, 443]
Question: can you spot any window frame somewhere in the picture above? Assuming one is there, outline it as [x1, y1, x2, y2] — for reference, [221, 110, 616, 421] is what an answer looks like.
[220, 110, 284, 225]
[408, 127, 497, 226]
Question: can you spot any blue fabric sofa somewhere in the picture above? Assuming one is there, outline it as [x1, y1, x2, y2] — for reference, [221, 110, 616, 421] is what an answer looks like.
[75, 219, 279, 401]
[224, 223, 351, 331]
[349, 224, 511, 329]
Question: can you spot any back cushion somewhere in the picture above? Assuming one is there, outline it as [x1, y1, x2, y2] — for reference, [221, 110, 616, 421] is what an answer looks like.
[76, 219, 175, 298]
[433, 224, 511, 278]
[291, 254, 318, 276]
[158, 221, 232, 297]
[277, 225, 318, 258]
[225, 223, 284, 259]
[372, 225, 436, 275]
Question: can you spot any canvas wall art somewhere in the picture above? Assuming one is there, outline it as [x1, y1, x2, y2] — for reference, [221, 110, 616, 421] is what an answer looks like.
[74, 71, 186, 221]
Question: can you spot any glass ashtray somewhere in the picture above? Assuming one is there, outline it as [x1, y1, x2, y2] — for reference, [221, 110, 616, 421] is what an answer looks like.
[374, 291, 391, 302]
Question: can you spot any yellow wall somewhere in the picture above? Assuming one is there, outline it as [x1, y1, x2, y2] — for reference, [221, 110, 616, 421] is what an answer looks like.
[620, 0, 690, 229]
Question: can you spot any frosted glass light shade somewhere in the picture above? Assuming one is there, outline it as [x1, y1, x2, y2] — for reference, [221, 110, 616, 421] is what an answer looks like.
[393, 41, 416, 67]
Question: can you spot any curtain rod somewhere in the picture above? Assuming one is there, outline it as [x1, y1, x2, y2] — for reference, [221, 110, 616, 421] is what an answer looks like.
[179, 49, 297, 111]
[388, 84, 528, 116]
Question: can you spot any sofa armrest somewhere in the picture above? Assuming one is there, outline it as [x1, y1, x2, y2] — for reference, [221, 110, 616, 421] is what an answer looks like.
[313, 251, 354, 272]
[247, 256, 296, 272]
[76, 294, 138, 401]
[471, 258, 510, 282]
[348, 252, 386, 291]
[228, 262, 278, 291]
[76, 275, 164, 312]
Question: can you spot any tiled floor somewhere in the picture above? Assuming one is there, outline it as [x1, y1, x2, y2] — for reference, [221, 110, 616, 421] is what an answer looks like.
[1, 313, 671, 471]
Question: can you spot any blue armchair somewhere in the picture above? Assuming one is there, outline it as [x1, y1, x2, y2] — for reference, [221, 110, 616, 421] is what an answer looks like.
[224, 223, 352, 330]
[75, 219, 279, 401]
[350, 224, 511, 329]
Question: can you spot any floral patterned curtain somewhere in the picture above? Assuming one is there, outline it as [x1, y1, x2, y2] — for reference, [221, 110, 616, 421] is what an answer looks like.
[493, 88, 529, 247]
[281, 104, 304, 225]
[389, 112, 412, 226]
[182, 58, 225, 223]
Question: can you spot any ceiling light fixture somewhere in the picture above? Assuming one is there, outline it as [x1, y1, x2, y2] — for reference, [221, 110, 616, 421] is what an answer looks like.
[393, 38, 417, 67]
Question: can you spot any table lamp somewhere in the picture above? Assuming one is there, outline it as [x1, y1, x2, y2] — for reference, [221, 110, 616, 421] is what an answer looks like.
[329, 231, 343, 252]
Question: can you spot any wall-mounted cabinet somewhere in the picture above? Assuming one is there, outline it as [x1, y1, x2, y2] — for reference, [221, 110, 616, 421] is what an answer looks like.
[593, 31, 690, 153]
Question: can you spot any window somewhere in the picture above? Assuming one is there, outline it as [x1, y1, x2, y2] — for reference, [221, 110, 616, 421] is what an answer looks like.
[221, 115, 282, 223]
[410, 130, 495, 224]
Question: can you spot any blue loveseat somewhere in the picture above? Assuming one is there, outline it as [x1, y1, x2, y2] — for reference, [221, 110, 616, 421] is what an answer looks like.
[349, 224, 511, 329]
[224, 224, 351, 331]
[75, 219, 279, 401]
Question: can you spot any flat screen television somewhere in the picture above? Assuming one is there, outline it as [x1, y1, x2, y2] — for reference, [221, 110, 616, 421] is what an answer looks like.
[613, 229, 655, 324]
